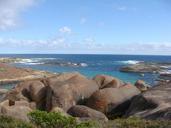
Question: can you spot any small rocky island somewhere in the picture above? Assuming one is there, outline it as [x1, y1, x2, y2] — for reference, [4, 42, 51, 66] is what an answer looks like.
[120, 62, 171, 73]
[120, 62, 171, 83]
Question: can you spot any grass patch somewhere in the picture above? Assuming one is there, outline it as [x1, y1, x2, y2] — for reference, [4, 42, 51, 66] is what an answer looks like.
[0, 111, 171, 128]
[28, 110, 99, 128]
[0, 67, 6, 72]
[109, 117, 171, 128]
[0, 115, 34, 128]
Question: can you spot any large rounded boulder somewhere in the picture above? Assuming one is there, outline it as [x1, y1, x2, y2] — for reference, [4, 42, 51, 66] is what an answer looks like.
[4, 80, 47, 110]
[134, 80, 150, 92]
[93, 75, 124, 89]
[126, 82, 171, 120]
[68, 105, 108, 122]
[46, 74, 99, 111]
[87, 84, 140, 118]
[43, 72, 80, 87]
[0, 100, 33, 122]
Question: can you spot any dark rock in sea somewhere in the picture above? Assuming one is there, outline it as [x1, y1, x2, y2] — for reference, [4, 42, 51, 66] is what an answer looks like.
[120, 62, 171, 73]
[44, 61, 87, 67]
[67, 105, 108, 122]
[86, 84, 140, 118]
[126, 82, 171, 120]
[158, 72, 171, 83]
[93, 74, 124, 89]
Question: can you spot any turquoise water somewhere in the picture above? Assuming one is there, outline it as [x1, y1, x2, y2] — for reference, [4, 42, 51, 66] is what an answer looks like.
[1, 54, 171, 86]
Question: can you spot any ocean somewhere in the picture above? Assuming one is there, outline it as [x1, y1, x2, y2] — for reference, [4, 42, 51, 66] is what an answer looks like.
[1, 54, 171, 86]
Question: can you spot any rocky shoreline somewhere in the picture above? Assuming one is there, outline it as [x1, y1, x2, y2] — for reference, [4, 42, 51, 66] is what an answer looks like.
[0, 57, 88, 67]
[0, 63, 56, 85]
[0, 61, 171, 127]
[0, 66, 170, 123]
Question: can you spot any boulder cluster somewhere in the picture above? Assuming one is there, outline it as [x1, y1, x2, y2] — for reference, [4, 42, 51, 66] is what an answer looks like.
[0, 72, 170, 122]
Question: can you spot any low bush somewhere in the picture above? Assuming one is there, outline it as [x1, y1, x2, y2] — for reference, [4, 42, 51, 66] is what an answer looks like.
[0, 115, 34, 128]
[1, 111, 171, 128]
[28, 110, 99, 128]
[28, 110, 77, 128]
[0, 68, 6, 72]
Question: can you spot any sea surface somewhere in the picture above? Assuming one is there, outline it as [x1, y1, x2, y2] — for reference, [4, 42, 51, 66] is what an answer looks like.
[1, 54, 171, 86]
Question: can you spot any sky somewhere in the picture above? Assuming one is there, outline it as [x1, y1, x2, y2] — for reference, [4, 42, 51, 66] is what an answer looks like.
[0, 0, 171, 55]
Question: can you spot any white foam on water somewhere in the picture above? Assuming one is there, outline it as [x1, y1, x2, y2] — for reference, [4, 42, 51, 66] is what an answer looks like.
[80, 63, 88, 67]
[16, 58, 56, 65]
[116, 60, 143, 65]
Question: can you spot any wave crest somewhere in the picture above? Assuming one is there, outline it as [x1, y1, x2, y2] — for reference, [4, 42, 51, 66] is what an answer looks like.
[117, 60, 143, 65]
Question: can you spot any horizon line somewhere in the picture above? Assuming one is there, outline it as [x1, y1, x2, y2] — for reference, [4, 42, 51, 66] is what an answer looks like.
[0, 53, 171, 56]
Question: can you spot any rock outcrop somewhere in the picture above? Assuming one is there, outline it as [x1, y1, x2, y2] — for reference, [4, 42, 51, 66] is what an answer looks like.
[126, 82, 171, 120]
[2, 71, 171, 121]
[134, 80, 150, 92]
[87, 84, 140, 118]
[46, 73, 99, 111]
[93, 75, 124, 89]
[68, 105, 108, 122]
[0, 100, 33, 121]
[120, 62, 171, 73]
[4, 80, 46, 110]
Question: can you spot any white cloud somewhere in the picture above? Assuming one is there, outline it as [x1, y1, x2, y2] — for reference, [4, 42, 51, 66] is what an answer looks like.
[80, 17, 87, 24]
[113, 5, 136, 12]
[0, 0, 38, 30]
[59, 26, 72, 34]
[0, 35, 171, 55]
[117, 6, 127, 11]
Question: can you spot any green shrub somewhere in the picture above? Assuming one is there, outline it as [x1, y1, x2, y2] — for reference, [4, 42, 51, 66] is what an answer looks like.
[0, 115, 34, 128]
[28, 110, 77, 128]
[28, 110, 99, 128]
[0, 68, 6, 72]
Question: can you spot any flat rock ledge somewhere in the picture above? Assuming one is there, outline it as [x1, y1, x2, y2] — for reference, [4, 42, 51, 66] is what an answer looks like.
[0, 63, 56, 85]
[120, 62, 171, 73]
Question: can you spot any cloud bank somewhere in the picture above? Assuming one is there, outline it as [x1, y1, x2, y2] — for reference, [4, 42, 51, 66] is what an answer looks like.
[0, 36, 171, 55]
[0, 0, 38, 30]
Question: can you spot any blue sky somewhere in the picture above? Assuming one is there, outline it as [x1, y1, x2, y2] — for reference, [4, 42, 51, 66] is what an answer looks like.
[0, 0, 171, 54]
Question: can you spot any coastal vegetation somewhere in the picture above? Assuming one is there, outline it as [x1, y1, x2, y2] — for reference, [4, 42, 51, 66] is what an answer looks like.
[0, 111, 171, 128]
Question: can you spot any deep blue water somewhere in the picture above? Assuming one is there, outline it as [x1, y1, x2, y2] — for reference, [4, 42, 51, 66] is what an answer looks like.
[1, 54, 171, 85]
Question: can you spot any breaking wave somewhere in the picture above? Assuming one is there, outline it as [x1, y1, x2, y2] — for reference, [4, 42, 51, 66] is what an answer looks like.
[116, 60, 143, 65]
